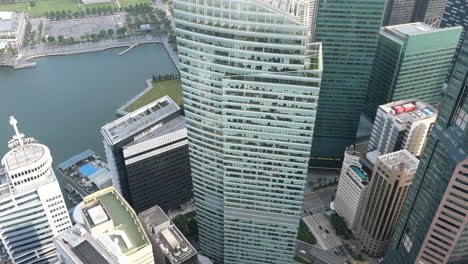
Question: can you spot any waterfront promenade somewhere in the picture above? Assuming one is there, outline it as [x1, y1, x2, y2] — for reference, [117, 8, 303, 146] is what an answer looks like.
[1, 34, 179, 69]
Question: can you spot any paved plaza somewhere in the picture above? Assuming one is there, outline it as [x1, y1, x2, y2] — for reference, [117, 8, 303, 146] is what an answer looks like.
[44, 14, 125, 39]
[302, 185, 337, 215]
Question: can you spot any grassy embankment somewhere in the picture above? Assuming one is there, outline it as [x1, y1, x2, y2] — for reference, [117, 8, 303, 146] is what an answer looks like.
[125, 78, 183, 112]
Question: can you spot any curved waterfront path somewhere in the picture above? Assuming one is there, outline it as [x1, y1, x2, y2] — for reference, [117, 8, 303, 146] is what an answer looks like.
[4, 34, 179, 70]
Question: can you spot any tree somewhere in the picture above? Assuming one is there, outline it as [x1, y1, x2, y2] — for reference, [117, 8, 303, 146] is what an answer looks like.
[330, 213, 353, 240]
[107, 29, 114, 37]
[98, 30, 106, 38]
[116, 27, 127, 35]
[57, 35, 64, 43]
[47, 36, 55, 43]
[29, 1, 35, 7]
[173, 214, 189, 235]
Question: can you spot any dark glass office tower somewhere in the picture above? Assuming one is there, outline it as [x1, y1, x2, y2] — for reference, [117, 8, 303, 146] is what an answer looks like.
[364, 23, 462, 121]
[384, 34, 468, 264]
[311, 0, 386, 162]
[441, 0, 467, 76]
[101, 96, 193, 214]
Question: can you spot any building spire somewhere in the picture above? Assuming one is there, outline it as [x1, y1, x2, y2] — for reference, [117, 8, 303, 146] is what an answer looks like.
[9, 116, 24, 147]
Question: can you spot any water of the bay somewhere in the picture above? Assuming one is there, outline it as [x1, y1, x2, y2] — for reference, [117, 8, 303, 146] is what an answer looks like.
[0, 43, 178, 207]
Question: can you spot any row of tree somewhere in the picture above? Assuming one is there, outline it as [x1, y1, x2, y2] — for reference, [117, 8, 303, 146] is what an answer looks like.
[45, 6, 115, 20]
[152, 73, 180, 82]
[43, 27, 127, 45]
[44, 3, 153, 20]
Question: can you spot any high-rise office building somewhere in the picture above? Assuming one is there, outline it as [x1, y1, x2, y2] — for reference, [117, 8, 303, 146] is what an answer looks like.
[383, 0, 449, 27]
[334, 147, 370, 230]
[384, 33, 468, 264]
[368, 100, 438, 157]
[173, 0, 322, 263]
[441, 0, 467, 77]
[364, 23, 462, 120]
[383, 0, 419, 26]
[79, 187, 154, 264]
[0, 116, 72, 264]
[356, 150, 419, 257]
[311, 0, 386, 162]
[442, 0, 467, 35]
[415, 0, 450, 26]
[415, 160, 468, 264]
[138, 206, 198, 264]
[102, 96, 192, 214]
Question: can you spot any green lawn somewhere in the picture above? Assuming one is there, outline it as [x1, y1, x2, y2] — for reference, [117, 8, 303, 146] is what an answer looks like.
[0, 0, 116, 17]
[125, 78, 183, 112]
[119, 0, 151, 7]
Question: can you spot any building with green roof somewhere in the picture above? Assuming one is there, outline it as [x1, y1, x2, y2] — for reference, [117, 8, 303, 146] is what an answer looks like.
[81, 187, 154, 264]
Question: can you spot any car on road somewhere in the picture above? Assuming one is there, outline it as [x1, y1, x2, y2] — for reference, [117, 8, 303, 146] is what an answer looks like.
[300, 250, 306, 254]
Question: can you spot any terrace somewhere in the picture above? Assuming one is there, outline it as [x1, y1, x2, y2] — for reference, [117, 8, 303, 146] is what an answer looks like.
[82, 188, 149, 255]
[57, 150, 111, 195]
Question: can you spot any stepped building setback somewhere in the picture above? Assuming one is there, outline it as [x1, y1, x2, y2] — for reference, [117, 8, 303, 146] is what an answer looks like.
[174, 0, 322, 262]
[0, 117, 72, 264]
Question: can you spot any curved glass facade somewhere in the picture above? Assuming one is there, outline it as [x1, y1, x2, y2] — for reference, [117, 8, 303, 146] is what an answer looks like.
[173, 0, 322, 263]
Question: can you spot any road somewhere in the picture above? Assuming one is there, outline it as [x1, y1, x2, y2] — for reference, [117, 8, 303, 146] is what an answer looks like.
[297, 240, 347, 264]
[303, 185, 337, 216]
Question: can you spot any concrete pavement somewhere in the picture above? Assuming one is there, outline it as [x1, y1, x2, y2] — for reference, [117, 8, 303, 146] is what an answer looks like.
[297, 240, 347, 264]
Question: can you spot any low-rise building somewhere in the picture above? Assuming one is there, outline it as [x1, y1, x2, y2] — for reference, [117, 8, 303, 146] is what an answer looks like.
[368, 100, 437, 157]
[138, 206, 197, 264]
[0, 12, 26, 49]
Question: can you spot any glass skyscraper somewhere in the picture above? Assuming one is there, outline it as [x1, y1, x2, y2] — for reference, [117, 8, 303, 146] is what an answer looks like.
[311, 0, 386, 162]
[384, 34, 468, 264]
[173, 0, 322, 263]
[364, 23, 462, 121]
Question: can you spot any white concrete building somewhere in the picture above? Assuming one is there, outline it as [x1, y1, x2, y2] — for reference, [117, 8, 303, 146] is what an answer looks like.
[368, 99, 437, 157]
[334, 146, 370, 230]
[0, 116, 72, 264]
[0, 12, 26, 49]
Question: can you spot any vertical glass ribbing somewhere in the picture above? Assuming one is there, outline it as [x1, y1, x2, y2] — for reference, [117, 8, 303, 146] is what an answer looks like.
[384, 34, 468, 264]
[311, 0, 386, 159]
[173, 1, 321, 263]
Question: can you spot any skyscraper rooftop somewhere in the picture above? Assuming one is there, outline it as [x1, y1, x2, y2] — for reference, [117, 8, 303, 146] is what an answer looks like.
[81, 187, 150, 255]
[378, 150, 419, 173]
[54, 225, 119, 264]
[101, 96, 180, 145]
[138, 206, 197, 264]
[382, 22, 463, 41]
[379, 100, 437, 124]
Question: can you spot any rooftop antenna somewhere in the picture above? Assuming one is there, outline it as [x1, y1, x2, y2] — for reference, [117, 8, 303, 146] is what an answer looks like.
[9, 116, 24, 147]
